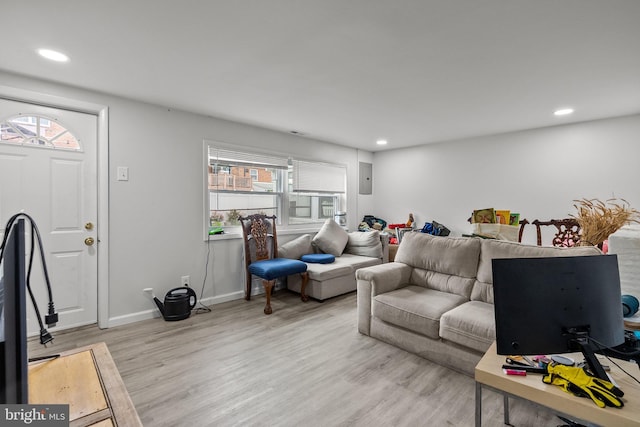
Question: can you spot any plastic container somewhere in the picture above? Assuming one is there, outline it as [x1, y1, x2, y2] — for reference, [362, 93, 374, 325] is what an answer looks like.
[622, 294, 639, 317]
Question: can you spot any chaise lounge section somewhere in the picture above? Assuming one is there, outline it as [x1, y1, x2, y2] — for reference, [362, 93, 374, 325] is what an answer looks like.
[356, 232, 601, 375]
[280, 219, 389, 301]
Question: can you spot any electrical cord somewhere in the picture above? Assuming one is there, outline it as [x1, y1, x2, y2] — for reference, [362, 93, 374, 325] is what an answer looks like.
[26, 226, 53, 344]
[28, 354, 60, 363]
[604, 355, 640, 386]
[0, 213, 58, 346]
[194, 233, 212, 314]
[589, 336, 640, 386]
[590, 335, 640, 357]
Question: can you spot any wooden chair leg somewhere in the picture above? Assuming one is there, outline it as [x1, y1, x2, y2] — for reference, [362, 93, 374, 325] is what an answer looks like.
[262, 279, 275, 315]
[245, 272, 252, 301]
[299, 272, 309, 302]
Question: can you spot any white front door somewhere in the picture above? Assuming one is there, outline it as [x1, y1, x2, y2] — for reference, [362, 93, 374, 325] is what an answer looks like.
[0, 98, 98, 334]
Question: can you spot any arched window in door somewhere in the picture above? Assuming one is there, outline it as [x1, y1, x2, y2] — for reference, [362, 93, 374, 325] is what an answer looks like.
[0, 114, 82, 151]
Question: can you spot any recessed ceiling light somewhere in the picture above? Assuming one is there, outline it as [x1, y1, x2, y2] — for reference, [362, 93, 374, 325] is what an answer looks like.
[376, 139, 388, 145]
[554, 108, 574, 116]
[37, 49, 69, 62]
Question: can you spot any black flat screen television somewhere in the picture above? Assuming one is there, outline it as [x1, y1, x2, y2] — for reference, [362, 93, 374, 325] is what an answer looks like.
[492, 254, 625, 380]
[0, 218, 29, 404]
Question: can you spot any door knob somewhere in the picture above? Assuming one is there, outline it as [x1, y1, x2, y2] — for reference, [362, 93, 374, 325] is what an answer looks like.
[84, 237, 95, 246]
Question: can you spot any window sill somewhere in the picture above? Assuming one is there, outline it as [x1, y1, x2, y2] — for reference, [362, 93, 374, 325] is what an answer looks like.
[279, 227, 321, 235]
[204, 227, 321, 242]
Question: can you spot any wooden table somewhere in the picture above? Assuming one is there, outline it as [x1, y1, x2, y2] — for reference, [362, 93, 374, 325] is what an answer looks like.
[475, 342, 640, 427]
[28, 342, 142, 427]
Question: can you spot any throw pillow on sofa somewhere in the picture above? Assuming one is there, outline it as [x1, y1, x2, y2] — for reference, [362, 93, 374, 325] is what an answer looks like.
[344, 230, 383, 258]
[301, 253, 335, 264]
[278, 234, 313, 259]
[312, 218, 349, 256]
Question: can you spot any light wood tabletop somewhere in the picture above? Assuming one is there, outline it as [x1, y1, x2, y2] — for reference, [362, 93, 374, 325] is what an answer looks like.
[475, 342, 640, 427]
[29, 342, 142, 427]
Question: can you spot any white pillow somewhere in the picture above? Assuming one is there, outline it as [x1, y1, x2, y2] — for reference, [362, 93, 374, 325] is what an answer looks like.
[312, 219, 349, 256]
[278, 234, 313, 259]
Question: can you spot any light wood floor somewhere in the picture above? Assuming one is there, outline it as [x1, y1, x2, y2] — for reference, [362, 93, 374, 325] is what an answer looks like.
[29, 291, 560, 426]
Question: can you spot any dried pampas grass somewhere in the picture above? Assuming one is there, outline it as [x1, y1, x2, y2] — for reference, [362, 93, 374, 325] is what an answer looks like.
[571, 198, 640, 246]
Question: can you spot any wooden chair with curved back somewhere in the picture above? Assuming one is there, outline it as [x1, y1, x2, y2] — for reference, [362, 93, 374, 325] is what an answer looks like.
[516, 219, 529, 243]
[239, 214, 309, 314]
[531, 218, 581, 247]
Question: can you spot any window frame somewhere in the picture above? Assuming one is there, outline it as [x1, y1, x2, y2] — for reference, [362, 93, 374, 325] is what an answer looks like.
[203, 140, 347, 239]
[1, 114, 81, 151]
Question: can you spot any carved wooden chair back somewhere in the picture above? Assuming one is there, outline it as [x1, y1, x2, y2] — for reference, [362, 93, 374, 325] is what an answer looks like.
[239, 214, 278, 263]
[532, 218, 581, 247]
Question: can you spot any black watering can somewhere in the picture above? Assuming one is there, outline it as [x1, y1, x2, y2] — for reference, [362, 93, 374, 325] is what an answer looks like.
[154, 287, 197, 321]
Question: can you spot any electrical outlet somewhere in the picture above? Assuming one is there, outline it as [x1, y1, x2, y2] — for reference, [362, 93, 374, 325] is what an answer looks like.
[181, 275, 190, 287]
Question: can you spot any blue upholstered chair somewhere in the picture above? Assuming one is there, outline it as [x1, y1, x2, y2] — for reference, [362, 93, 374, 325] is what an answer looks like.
[239, 214, 309, 314]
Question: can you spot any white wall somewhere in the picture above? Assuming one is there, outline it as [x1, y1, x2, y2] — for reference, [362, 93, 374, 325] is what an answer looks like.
[0, 71, 370, 326]
[4, 69, 640, 327]
[356, 149, 375, 221]
[372, 114, 640, 245]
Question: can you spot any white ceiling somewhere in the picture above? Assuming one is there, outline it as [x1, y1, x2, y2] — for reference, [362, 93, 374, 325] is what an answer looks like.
[3, 1, 640, 152]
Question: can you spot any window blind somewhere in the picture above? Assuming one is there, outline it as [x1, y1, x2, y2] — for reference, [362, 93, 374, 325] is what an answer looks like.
[209, 147, 289, 169]
[292, 160, 346, 193]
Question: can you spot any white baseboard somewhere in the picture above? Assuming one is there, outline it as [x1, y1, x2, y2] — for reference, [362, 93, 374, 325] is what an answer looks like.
[106, 290, 250, 328]
[106, 280, 288, 328]
[107, 308, 162, 328]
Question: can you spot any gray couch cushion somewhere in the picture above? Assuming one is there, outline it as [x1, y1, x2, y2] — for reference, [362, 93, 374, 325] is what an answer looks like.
[471, 239, 603, 303]
[312, 218, 349, 256]
[344, 230, 383, 258]
[278, 234, 313, 259]
[340, 253, 382, 269]
[395, 233, 481, 279]
[304, 262, 353, 281]
[440, 301, 495, 353]
[410, 268, 477, 299]
[305, 253, 380, 281]
[372, 285, 468, 339]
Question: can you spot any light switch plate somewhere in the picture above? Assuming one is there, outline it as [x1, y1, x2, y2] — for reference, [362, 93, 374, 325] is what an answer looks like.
[117, 166, 129, 181]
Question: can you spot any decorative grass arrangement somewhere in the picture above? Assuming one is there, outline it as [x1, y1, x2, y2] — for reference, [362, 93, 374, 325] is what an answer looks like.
[571, 198, 640, 247]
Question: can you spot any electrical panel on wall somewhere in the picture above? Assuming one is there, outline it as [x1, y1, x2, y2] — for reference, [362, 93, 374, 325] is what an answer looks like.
[359, 162, 372, 195]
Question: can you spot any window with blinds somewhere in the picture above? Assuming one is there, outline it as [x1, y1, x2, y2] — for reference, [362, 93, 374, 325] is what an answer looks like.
[291, 160, 346, 193]
[289, 160, 346, 225]
[207, 145, 286, 226]
[205, 141, 346, 231]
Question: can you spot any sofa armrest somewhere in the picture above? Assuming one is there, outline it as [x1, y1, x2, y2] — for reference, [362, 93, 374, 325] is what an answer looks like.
[356, 262, 412, 335]
[356, 262, 411, 295]
[380, 232, 390, 263]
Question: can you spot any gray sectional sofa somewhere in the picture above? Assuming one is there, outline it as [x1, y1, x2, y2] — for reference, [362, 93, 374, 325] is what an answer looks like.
[279, 219, 389, 301]
[356, 232, 601, 376]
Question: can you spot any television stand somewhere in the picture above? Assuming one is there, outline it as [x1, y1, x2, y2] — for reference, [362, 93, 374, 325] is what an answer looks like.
[28, 342, 142, 426]
[570, 336, 610, 381]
